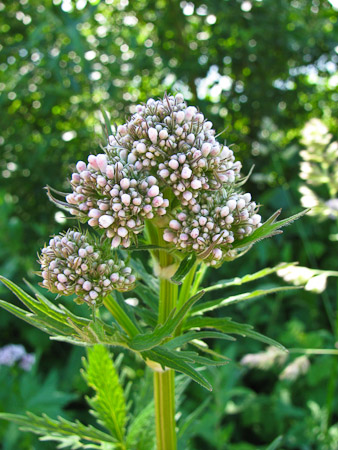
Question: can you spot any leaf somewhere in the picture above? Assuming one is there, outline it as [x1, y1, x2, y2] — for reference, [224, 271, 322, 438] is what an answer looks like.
[127, 258, 159, 294]
[129, 290, 205, 351]
[163, 330, 235, 350]
[100, 108, 113, 137]
[192, 286, 299, 314]
[184, 316, 286, 351]
[0, 412, 117, 449]
[231, 209, 308, 250]
[82, 345, 127, 443]
[203, 262, 296, 293]
[266, 435, 284, 450]
[145, 347, 212, 391]
[171, 254, 197, 285]
[127, 244, 169, 251]
[126, 402, 156, 450]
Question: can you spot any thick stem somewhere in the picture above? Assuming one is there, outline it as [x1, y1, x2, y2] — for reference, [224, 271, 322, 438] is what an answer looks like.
[154, 242, 178, 450]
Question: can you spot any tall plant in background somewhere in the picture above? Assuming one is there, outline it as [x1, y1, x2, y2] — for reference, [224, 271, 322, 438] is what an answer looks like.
[0, 94, 304, 449]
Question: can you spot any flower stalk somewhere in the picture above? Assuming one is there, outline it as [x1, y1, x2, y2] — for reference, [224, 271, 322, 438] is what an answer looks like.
[154, 244, 178, 450]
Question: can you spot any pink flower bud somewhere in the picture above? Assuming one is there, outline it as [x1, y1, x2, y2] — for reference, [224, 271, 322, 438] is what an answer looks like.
[111, 236, 121, 248]
[136, 142, 146, 153]
[159, 129, 168, 140]
[169, 159, 179, 170]
[76, 161, 87, 173]
[176, 111, 185, 124]
[96, 154, 107, 173]
[89, 209, 102, 218]
[148, 127, 158, 144]
[88, 155, 98, 169]
[106, 165, 115, 179]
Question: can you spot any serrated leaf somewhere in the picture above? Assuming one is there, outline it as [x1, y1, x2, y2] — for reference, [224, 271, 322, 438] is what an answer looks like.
[184, 316, 286, 351]
[163, 330, 235, 350]
[0, 412, 117, 449]
[129, 290, 205, 351]
[192, 286, 299, 314]
[232, 209, 308, 250]
[100, 108, 113, 137]
[171, 254, 197, 285]
[144, 347, 212, 391]
[203, 262, 296, 293]
[82, 345, 126, 443]
[126, 402, 156, 450]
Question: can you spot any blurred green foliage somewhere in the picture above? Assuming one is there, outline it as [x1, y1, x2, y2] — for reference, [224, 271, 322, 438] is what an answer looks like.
[1, 0, 338, 448]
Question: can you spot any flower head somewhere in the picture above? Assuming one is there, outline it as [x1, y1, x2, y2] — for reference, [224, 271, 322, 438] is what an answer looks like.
[38, 229, 135, 306]
[52, 94, 261, 265]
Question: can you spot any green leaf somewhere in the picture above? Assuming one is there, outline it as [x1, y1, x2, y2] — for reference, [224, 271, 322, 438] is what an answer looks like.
[192, 286, 299, 314]
[203, 262, 296, 293]
[129, 290, 205, 351]
[126, 402, 156, 450]
[171, 254, 197, 285]
[145, 347, 212, 391]
[82, 345, 127, 443]
[266, 435, 284, 450]
[0, 412, 117, 449]
[163, 330, 235, 350]
[100, 108, 113, 137]
[184, 316, 286, 351]
[127, 258, 159, 294]
[231, 209, 308, 250]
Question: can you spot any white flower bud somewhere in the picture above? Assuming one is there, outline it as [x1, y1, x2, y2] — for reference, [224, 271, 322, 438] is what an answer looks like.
[163, 231, 175, 242]
[159, 129, 168, 140]
[118, 227, 128, 237]
[221, 206, 230, 217]
[148, 185, 160, 197]
[181, 167, 192, 179]
[111, 236, 121, 248]
[99, 215, 114, 228]
[121, 193, 131, 206]
[191, 179, 202, 190]
[176, 111, 185, 124]
[227, 199, 237, 211]
[169, 220, 181, 230]
[159, 169, 170, 178]
[136, 142, 146, 153]
[83, 281, 92, 291]
[190, 228, 199, 239]
[120, 178, 130, 190]
[148, 127, 158, 144]
[213, 248, 222, 260]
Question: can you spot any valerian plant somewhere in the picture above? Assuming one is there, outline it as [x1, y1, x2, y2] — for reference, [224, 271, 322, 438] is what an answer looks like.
[0, 94, 305, 450]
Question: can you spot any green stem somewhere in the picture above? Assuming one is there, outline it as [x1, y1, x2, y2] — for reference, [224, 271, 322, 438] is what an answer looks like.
[325, 276, 338, 431]
[154, 239, 178, 450]
[104, 295, 139, 338]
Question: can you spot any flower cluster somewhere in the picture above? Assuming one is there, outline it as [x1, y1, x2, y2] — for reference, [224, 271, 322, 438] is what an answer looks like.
[66, 157, 168, 247]
[39, 230, 135, 306]
[58, 94, 262, 265]
[299, 118, 338, 221]
[163, 191, 261, 265]
[0, 344, 35, 371]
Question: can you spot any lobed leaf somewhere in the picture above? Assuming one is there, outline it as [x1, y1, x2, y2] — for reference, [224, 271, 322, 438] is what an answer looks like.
[82, 345, 127, 444]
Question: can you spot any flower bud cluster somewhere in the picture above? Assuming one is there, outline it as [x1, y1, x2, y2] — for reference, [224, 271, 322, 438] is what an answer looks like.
[66, 156, 168, 247]
[0, 344, 36, 371]
[163, 191, 261, 265]
[108, 94, 241, 206]
[57, 93, 262, 265]
[38, 230, 135, 306]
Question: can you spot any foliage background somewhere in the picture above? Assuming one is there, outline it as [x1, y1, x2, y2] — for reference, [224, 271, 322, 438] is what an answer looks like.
[0, 0, 338, 448]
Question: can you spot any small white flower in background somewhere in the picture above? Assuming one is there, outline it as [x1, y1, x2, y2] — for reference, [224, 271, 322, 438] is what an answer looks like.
[240, 346, 287, 370]
[277, 264, 338, 294]
[0, 344, 35, 371]
[279, 356, 310, 381]
[299, 118, 338, 222]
